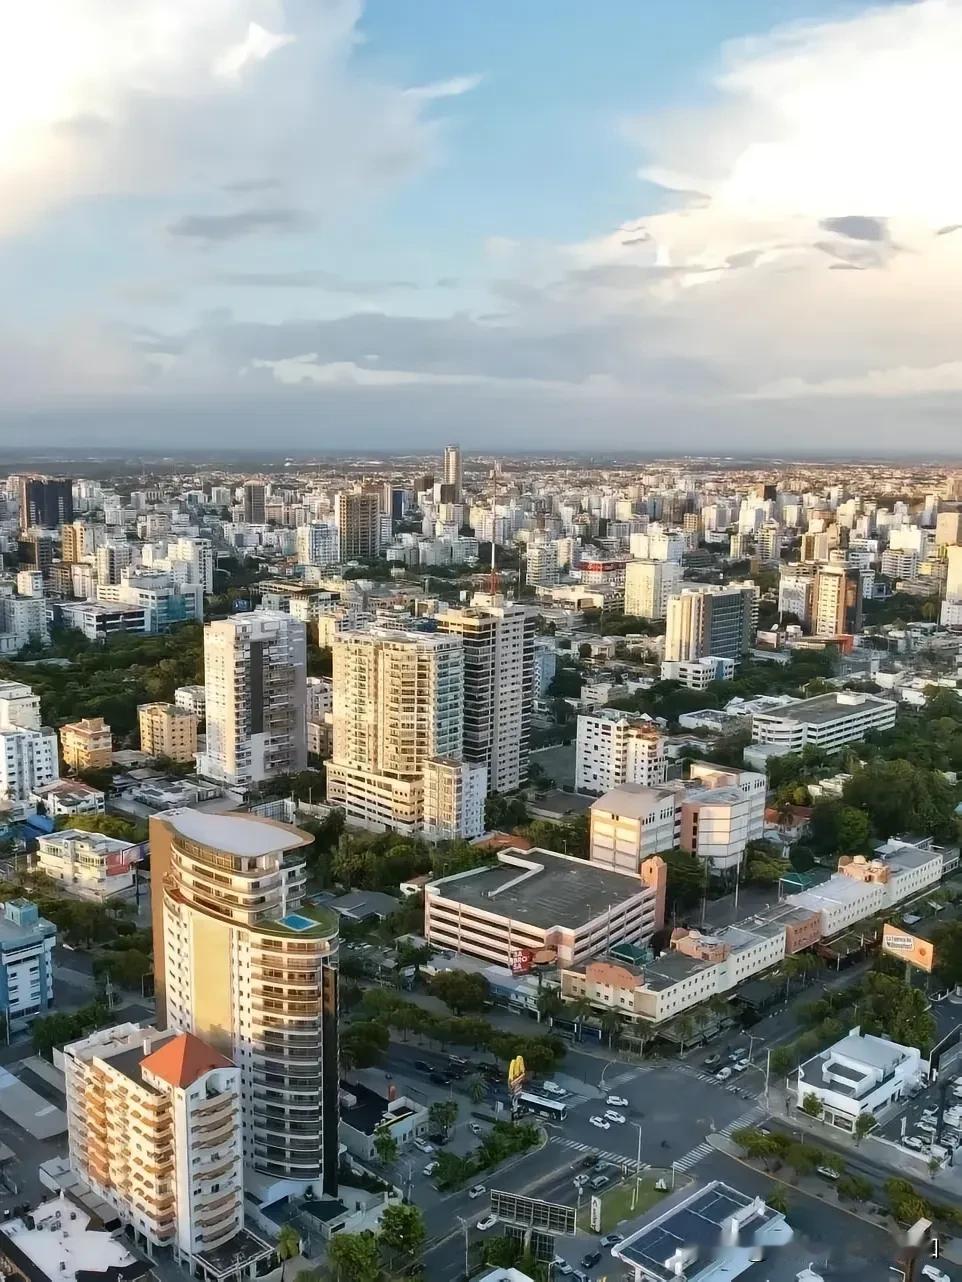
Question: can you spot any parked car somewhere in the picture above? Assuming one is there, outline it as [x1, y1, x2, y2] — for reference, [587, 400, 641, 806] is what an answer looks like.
[589, 1174, 609, 1190]
[469, 1122, 484, 1136]
[542, 1081, 567, 1096]
[606, 1095, 628, 1108]
[413, 1138, 434, 1154]
[476, 1214, 498, 1231]
[715, 1067, 733, 1081]
[904, 1137, 924, 1151]
[704, 1053, 721, 1067]
[423, 1161, 438, 1175]
[729, 1046, 748, 1061]
[468, 1183, 487, 1199]
[581, 1251, 602, 1269]
[604, 1110, 626, 1125]
[600, 1233, 623, 1248]
[734, 1058, 751, 1071]
[552, 1261, 573, 1277]
[918, 1121, 937, 1135]
[921, 1266, 950, 1282]
[816, 1165, 839, 1181]
[590, 1116, 611, 1130]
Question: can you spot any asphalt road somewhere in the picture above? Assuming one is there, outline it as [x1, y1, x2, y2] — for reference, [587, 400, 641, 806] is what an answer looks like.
[385, 1043, 767, 1282]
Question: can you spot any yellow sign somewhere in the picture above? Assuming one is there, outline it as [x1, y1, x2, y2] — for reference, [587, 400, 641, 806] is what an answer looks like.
[507, 1055, 526, 1092]
[882, 923, 936, 974]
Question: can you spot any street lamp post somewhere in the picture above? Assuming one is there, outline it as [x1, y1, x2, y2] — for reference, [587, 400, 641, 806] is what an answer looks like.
[631, 1122, 643, 1212]
[456, 1216, 470, 1279]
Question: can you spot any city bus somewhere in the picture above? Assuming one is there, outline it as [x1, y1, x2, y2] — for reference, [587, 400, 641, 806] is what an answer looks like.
[517, 1090, 568, 1122]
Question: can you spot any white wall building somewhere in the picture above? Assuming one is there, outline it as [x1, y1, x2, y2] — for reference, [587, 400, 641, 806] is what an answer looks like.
[0, 680, 42, 730]
[422, 757, 486, 842]
[665, 585, 755, 663]
[796, 1028, 922, 1132]
[296, 522, 339, 568]
[624, 558, 683, 620]
[35, 830, 140, 901]
[575, 710, 667, 795]
[0, 726, 59, 814]
[196, 611, 307, 788]
[660, 656, 735, 689]
[751, 691, 897, 753]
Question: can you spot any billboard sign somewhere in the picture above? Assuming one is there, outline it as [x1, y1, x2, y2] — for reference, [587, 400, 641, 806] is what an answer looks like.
[590, 1196, 602, 1233]
[882, 923, 936, 973]
[490, 1190, 576, 1235]
[510, 947, 534, 976]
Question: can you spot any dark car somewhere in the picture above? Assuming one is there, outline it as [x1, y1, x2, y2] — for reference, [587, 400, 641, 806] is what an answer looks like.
[429, 1071, 449, 1085]
[581, 1250, 602, 1269]
[581, 1154, 598, 1168]
[414, 1060, 431, 1072]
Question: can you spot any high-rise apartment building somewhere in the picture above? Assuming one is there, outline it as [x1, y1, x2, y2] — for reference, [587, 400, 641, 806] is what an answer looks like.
[0, 726, 58, 813]
[812, 564, 863, 636]
[336, 490, 381, 560]
[242, 482, 267, 524]
[575, 710, 667, 795]
[947, 545, 962, 600]
[327, 628, 483, 835]
[19, 476, 73, 531]
[59, 717, 113, 771]
[664, 585, 755, 663]
[778, 564, 815, 627]
[436, 595, 535, 794]
[936, 510, 962, 549]
[525, 540, 560, 587]
[624, 559, 683, 620]
[138, 702, 199, 763]
[96, 540, 133, 586]
[196, 612, 307, 788]
[150, 809, 339, 1197]
[61, 520, 95, 564]
[296, 522, 339, 568]
[63, 1023, 262, 1272]
[442, 444, 463, 497]
[756, 521, 783, 563]
[0, 680, 42, 731]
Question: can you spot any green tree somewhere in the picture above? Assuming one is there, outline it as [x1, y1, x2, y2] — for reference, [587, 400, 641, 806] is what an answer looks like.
[372, 1126, 399, 1167]
[341, 1021, 389, 1070]
[378, 1204, 426, 1259]
[837, 1173, 873, 1202]
[800, 1093, 823, 1119]
[766, 1189, 789, 1214]
[854, 1113, 876, 1146]
[468, 1076, 487, 1104]
[429, 970, 491, 1014]
[54, 812, 145, 842]
[326, 1231, 382, 1282]
[428, 1099, 459, 1140]
[483, 1237, 523, 1268]
[661, 847, 706, 914]
[276, 1224, 301, 1281]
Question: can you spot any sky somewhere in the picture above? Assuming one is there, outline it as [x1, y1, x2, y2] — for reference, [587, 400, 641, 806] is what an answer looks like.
[2, 0, 962, 455]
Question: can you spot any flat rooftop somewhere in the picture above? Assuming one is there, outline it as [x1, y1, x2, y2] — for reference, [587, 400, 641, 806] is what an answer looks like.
[428, 847, 648, 929]
[615, 1181, 788, 1282]
[0, 1196, 149, 1282]
[754, 691, 892, 725]
[157, 807, 311, 856]
[590, 783, 677, 820]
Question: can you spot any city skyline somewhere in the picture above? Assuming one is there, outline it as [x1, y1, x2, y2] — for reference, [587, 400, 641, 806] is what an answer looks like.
[4, 0, 962, 454]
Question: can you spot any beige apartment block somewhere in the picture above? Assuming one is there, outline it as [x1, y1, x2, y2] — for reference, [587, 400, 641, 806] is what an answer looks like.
[138, 702, 198, 763]
[59, 716, 112, 771]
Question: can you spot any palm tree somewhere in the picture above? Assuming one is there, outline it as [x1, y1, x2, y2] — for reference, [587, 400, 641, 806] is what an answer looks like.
[567, 996, 594, 1043]
[599, 1009, 623, 1048]
[276, 1224, 301, 1281]
[468, 1076, 487, 1104]
[675, 1014, 696, 1056]
[535, 988, 563, 1026]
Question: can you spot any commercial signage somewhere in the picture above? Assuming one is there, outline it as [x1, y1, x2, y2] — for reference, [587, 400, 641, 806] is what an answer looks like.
[490, 1190, 576, 1234]
[507, 1055, 527, 1095]
[510, 947, 534, 976]
[590, 1196, 602, 1233]
[882, 923, 936, 973]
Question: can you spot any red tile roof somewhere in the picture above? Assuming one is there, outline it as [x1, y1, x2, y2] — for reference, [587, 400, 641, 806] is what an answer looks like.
[140, 1032, 232, 1089]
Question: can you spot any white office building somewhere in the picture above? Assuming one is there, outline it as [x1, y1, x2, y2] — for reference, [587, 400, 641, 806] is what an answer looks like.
[327, 628, 472, 835]
[575, 710, 667, 795]
[436, 594, 535, 794]
[624, 559, 683, 620]
[751, 691, 897, 753]
[659, 656, 735, 689]
[796, 1028, 922, 1132]
[196, 611, 307, 788]
[35, 830, 140, 901]
[296, 522, 339, 568]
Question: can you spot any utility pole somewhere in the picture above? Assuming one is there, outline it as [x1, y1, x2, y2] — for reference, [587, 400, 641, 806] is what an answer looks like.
[764, 1047, 772, 1105]
[631, 1122, 643, 1211]
[456, 1216, 470, 1278]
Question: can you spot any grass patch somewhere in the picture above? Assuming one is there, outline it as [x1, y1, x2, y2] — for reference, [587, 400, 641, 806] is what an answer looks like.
[578, 1176, 668, 1234]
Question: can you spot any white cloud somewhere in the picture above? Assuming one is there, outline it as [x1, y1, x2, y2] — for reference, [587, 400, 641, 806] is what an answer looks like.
[403, 74, 483, 102]
[0, 0, 452, 238]
[747, 361, 962, 401]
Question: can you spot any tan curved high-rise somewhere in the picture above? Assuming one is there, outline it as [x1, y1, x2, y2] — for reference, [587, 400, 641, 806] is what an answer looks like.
[150, 808, 339, 1198]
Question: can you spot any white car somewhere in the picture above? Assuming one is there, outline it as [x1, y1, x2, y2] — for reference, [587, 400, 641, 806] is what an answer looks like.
[476, 1214, 498, 1231]
[606, 1095, 628, 1108]
[414, 1139, 434, 1154]
[423, 1161, 439, 1175]
[468, 1184, 487, 1199]
[589, 1115, 611, 1130]
[921, 1265, 950, 1282]
[573, 1174, 589, 1188]
[604, 1110, 626, 1125]
[715, 1067, 733, 1082]
[918, 1122, 937, 1135]
[905, 1137, 924, 1151]
[542, 1081, 566, 1096]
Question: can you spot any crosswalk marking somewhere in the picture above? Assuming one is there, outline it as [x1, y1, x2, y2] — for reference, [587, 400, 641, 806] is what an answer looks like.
[672, 1105, 768, 1175]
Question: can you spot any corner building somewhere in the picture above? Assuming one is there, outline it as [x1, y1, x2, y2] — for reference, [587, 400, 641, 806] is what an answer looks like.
[150, 809, 339, 1199]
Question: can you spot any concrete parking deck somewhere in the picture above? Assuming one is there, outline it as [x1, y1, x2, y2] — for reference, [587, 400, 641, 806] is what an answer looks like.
[0, 1066, 67, 1139]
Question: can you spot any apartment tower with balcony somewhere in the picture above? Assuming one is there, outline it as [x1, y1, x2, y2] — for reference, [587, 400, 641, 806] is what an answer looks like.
[150, 809, 340, 1200]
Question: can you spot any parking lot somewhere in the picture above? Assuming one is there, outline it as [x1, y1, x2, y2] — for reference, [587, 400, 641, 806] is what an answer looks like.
[878, 1065, 962, 1170]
